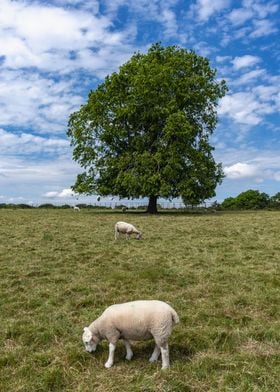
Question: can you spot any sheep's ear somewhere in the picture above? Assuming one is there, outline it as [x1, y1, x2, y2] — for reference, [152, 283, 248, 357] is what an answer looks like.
[84, 327, 92, 336]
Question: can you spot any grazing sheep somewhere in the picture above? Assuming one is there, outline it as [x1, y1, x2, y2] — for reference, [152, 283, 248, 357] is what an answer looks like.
[115, 221, 142, 240]
[82, 300, 179, 369]
[73, 206, 80, 211]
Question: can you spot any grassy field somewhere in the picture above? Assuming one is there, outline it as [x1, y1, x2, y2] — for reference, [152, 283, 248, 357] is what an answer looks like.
[0, 209, 279, 391]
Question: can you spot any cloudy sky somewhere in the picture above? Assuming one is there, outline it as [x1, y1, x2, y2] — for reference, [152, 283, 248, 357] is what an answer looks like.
[0, 0, 279, 205]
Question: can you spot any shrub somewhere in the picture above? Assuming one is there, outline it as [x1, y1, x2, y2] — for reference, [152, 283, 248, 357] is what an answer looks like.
[38, 204, 56, 209]
[270, 192, 280, 208]
[221, 197, 237, 210]
[18, 204, 33, 208]
[222, 190, 270, 210]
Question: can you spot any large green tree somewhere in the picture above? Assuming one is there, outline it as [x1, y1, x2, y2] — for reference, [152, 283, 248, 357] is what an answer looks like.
[67, 43, 227, 213]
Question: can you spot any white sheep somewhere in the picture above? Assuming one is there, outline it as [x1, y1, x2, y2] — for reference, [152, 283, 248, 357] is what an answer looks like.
[82, 300, 179, 369]
[73, 206, 80, 211]
[115, 221, 142, 240]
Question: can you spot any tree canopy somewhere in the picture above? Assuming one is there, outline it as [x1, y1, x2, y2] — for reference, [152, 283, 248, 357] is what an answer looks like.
[67, 43, 227, 213]
[222, 190, 270, 210]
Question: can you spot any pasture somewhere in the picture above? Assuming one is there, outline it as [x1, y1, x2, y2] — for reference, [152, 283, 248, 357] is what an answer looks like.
[0, 209, 279, 391]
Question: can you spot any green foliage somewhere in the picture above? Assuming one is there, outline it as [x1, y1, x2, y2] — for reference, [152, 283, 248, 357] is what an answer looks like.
[270, 192, 280, 208]
[0, 203, 33, 209]
[67, 43, 227, 212]
[38, 203, 57, 209]
[60, 204, 71, 209]
[76, 203, 87, 209]
[222, 190, 270, 210]
[221, 197, 237, 210]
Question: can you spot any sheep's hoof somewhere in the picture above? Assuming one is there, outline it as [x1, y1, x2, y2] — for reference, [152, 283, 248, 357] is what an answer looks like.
[161, 365, 170, 370]
[105, 361, 113, 368]
[126, 354, 133, 361]
[149, 357, 157, 363]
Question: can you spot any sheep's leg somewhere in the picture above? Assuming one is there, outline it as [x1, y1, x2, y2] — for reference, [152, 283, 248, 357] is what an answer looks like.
[105, 343, 116, 368]
[114, 228, 119, 240]
[149, 345, 160, 363]
[160, 343, 169, 369]
[123, 340, 133, 360]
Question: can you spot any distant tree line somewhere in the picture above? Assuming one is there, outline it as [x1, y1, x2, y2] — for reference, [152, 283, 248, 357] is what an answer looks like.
[0, 190, 280, 210]
[220, 190, 280, 210]
[0, 203, 145, 210]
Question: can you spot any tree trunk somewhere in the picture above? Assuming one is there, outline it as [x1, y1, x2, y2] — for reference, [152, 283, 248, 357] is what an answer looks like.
[147, 196, 158, 214]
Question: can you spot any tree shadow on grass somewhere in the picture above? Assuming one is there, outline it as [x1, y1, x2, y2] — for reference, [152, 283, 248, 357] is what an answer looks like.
[87, 209, 221, 216]
[170, 343, 195, 362]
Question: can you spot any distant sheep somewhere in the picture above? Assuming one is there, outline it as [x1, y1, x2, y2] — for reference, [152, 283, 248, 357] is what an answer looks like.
[82, 300, 179, 369]
[73, 206, 80, 211]
[115, 221, 142, 240]
[122, 206, 127, 213]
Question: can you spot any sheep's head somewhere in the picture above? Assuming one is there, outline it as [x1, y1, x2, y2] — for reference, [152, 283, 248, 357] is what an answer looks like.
[82, 327, 99, 352]
[136, 231, 142, 240]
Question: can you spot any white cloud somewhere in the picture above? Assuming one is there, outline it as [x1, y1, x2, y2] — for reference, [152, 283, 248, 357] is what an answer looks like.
[231, 55, 261, 69]
[224, 1, 278, 44]
[191, 0, 231, 22]
[219, 93, 263, 125]
[1, 1, 102, 50]
[59, 188, 76, 198]
[216, 55, 232, 63]
[0, 128, 69, 154]
[224, 162, 259, 179]
[254, 85, 279, 102]
[218, 81, 278, 125]
[0, 1, 141, 134]
[0, 69, 83, 133]
[0, 154, 85, 203]
[161, 9, 178, 38]
[215, 149, 280, 185]
[227, 7, 254, 26]
[251, 1, 279, 19]
[0, 0, 135, 73]
[273, 172, 280, 181]
[104, 0, 180, 39]
[250, 19, 278, 38]
[0, 155, 78, 185]
[234, 69, 266, 86]
[43, 191, 60, 198]
[43, 188, 77, 198]
[228, 1, 278, 26]
[31, 0, 100, 13]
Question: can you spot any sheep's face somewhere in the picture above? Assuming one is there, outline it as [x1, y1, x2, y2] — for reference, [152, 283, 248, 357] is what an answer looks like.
[136, 232, 142, 240]
[82, 327, 99, 352]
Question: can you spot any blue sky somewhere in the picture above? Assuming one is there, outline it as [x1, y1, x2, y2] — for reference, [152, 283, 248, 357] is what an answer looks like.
[0, 0, 279, 205]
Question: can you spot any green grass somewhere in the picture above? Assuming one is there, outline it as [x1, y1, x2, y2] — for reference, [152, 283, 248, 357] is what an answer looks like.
[0, 209, 279, 391]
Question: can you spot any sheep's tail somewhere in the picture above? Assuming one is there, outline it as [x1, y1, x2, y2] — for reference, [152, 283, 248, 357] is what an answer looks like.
[171, 308, 180, 324]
